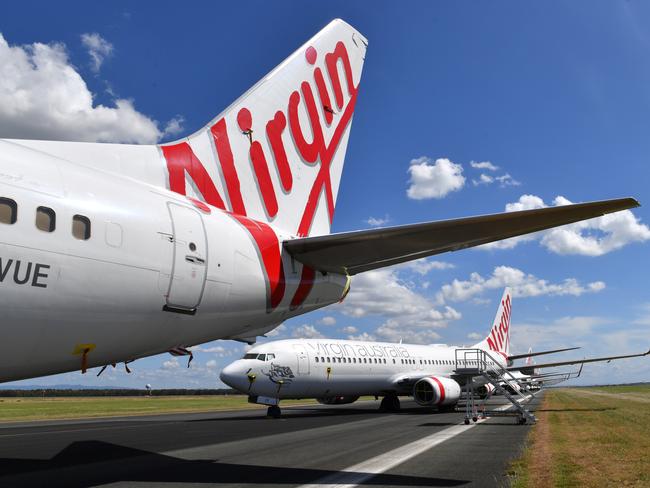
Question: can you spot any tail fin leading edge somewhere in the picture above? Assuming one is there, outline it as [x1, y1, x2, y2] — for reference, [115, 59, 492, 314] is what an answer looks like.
[160, 19, 367, 237]
[474, 287, 512, 358]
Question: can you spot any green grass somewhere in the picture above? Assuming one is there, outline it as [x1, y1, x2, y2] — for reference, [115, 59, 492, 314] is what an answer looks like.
[0, 395, 324, 422]
[507, 385, 650, 488]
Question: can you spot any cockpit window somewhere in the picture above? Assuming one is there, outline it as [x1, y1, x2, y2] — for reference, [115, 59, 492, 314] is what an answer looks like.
[242, 353, 274, 361]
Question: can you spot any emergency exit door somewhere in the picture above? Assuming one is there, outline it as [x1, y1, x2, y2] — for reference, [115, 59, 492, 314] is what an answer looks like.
[293, 344, 310, 375]
[166, 203, 208, 312]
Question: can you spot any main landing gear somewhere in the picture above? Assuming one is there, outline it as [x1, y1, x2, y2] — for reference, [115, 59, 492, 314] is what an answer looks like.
[380, 394, 401, 412]
[267, 405, 282, 418]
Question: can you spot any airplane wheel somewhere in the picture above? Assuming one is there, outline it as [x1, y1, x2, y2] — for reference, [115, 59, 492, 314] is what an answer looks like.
[380, 395, 400, 412]
[267, 405, 281, 418]
[472, 416, 478, 422]
[464, 418, 470, 425]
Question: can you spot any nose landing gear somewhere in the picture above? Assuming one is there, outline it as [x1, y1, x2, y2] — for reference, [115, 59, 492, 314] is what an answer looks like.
[379, 394, 401, 412]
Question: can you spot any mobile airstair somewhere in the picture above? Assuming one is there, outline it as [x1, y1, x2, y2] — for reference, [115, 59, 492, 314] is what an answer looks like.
[454, 348, 537, 425]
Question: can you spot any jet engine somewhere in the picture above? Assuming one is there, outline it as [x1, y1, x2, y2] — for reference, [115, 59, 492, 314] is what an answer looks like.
[316, 396, 360, 405]
[413, 376, 461, 407]
[475, 382, 496, 398]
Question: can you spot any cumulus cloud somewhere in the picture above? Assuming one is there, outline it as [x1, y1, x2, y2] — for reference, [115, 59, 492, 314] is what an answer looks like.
[366, 215, 390, 227]
[319, 316, 336, 326]
[438, 265, 606, 303]
[472, 174, 494, 186]
[470, 161, 499, 171]
[347, 332, 376, 342]
[399, 258, 455, 275]
[495, 173, 521, 187]
[81, 33, 113, 72]
[292, 324, 324, 339]
[467, 332, 483, 340]
[344, 269, 461, 343]
[407, 157, 465, 200]
[0, 32, 179, 143]
[480, 195, 650, 255]
[340, 326, 358, 334]
[266, 324, 287, 337]
[162, 358, 180, 370]
[205, 359, 218, 368]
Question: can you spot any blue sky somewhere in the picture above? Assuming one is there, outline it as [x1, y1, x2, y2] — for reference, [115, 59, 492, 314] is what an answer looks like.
[1, 1, 649, 387]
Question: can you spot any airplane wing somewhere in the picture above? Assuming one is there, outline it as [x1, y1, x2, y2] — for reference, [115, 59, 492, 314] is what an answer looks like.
[284, 198, 639, 274]
[507, 347, 580, 361]
[509, 349, 649, 376]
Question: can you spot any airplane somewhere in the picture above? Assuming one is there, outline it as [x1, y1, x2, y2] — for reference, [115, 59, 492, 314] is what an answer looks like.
[219, 288, 649, 417]
[0, 19, 642, 384]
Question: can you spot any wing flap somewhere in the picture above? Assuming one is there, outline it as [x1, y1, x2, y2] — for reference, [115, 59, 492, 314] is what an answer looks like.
[285, 198, 640, 274]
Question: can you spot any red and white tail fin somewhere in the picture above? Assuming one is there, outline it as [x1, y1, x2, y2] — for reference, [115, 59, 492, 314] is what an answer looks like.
[473, 288, 513, 358]
[160, 19, 367, 237]
[525, 347, 534, 366]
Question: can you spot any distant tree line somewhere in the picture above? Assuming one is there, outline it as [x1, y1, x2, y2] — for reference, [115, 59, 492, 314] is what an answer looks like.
[0, 388, 245, 397]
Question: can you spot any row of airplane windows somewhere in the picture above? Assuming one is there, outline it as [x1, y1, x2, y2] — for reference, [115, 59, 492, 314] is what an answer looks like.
[314, 356, 459, 366]
[0, 197, 91, 240]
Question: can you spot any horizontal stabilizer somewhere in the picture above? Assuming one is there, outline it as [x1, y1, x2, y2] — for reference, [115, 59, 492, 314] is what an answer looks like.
[510, 349, 650, 376]
[284, 198, 640, 275]
[508, 347, 580, 361]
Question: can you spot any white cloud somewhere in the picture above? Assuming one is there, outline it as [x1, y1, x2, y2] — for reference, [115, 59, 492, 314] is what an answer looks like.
[292, 324, 324, 339]
[0, 32, 178, 143]
[472, 173, 494, 186]
[400, 258, 455, 275]
[438, 265, 606, 303]
[495, 173, 521, 187]
[205, 359, 218, 368]
[340, 326, 358, 334]
[366, 215, 390, 227]
[467, 332, 483, 340]
[632, 303, 650, 326]
[407, 157, 465, 200]
[347, 332, 376, 342]
[162, 358, 180, 370]
[344, 269, 461, 344]
[470, 161, 499, 171]
[266, 324, 287, 337]
[80, 33, 113, 73]
[162, 115, 185, 138]
[319, 316, 336, 326]
[480, 195, 650, 255]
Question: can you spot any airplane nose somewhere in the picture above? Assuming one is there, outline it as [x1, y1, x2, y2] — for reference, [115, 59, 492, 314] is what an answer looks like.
[219, 362, 248, 392]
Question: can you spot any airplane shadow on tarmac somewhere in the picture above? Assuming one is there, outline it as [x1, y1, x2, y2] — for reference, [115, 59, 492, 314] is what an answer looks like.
[0, 440, 470, 488]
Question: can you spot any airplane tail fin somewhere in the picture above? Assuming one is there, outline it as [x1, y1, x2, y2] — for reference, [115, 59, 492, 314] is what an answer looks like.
[473, 287, 512, 358]
[160, 19, 367, 237]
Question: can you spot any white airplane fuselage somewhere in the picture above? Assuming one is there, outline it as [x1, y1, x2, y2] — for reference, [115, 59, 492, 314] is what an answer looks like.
[220, 338, 505, 402]
[0, 140, 347, 382]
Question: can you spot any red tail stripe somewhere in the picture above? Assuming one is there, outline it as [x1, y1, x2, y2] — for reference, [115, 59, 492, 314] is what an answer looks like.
[210, 119, 247, 216]
[290, 266, 316, 310]
[230, 214, 285, 311]
[162, 143, 226, 210]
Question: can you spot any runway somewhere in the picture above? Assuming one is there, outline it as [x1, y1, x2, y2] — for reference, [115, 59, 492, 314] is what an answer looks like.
[0, 394, 542, 487]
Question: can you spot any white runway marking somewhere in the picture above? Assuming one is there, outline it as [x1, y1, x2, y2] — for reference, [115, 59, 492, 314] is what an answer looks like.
[298, 397, 533, 488]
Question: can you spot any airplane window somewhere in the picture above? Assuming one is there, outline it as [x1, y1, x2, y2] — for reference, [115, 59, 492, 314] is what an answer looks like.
[338, 357, 342, 363]
[327, 357, 330, 362]
[243, 353, 257, 359]
[72, 215, 91, 240]
[0, 198, 17, 225]
[374, 358, 377, 364]
[321, 357, 325, 362]
[353, 358, 356, 363]
[393, 359, 396, 364]
[315, 357, 319, 363]
[36, 206, 55, 232]
[363, 358, 367, 363]
[257, 354, 266, 361]
[267, 354, 275, 360]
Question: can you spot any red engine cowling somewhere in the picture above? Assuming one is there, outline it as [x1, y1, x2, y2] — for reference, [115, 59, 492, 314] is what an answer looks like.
[316, 396, 360, 405]
[475, 382, 496, 398]
[413, 376, 461, 407]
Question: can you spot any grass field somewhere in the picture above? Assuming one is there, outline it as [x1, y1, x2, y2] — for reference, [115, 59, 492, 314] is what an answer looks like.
[509, 385, 650, 488]
[0, 395, 329, 422]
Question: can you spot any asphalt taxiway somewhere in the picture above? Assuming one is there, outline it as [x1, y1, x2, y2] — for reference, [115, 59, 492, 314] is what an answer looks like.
[0, 394, 542, 487]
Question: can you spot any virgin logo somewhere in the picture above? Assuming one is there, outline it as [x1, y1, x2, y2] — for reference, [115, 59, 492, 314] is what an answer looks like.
[161, 41, 358, 237]
[160, 41, 359, 313]
[486, 294, 512, 354]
